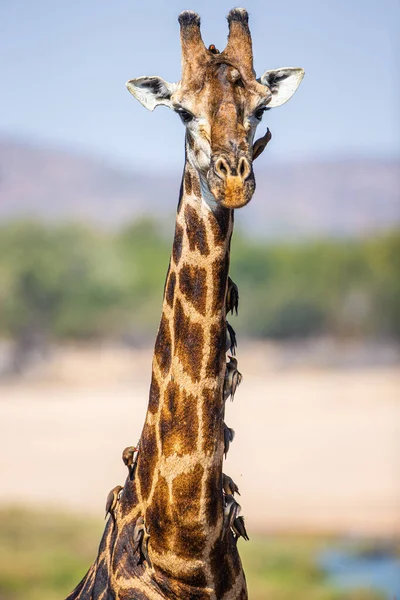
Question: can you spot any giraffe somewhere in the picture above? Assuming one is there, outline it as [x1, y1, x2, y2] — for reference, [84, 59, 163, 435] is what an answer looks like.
[67, 8, 304, 600]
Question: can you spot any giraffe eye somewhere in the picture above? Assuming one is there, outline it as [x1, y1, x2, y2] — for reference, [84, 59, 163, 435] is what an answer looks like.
[177, 109, 194, 124]
[254, 107, 267, 121]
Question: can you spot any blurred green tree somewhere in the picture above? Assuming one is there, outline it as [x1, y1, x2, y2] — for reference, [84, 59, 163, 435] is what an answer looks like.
[0, 220, 398, 370]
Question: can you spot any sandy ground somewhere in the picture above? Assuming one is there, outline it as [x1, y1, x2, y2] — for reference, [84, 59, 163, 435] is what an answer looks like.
[0, 344, 399, 536]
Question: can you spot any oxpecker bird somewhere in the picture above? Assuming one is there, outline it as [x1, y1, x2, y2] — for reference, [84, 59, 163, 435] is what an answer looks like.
[132, 516, 145, 553]
[226, 277, 239, 316]
[105, 485, 123, 522]
[226, 322, 237, 355]
[223, 356, 242, 401]
[222, 473, 240, 496]
[252, 128, 272, 161]
[122, 445, 138, 479]
[223, 425, 235, 458]
[133, 516, 152, 567]
[232, 516, 249, 541]
[222, 494, 242, 538]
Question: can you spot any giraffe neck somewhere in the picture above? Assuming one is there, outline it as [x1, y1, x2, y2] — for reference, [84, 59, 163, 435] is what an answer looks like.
[134, 158, 238, 580]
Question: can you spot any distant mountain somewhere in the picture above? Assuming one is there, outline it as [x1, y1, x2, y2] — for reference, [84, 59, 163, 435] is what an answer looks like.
[0, 136, 398, 238]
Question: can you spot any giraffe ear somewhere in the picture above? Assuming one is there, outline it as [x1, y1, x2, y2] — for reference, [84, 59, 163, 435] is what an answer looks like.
[126, 76, 178, 111]
[259, 67, 304, 108]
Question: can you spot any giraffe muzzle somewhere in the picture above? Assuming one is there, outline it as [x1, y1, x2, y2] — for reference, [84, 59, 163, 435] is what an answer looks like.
[209, 155, 255, 209]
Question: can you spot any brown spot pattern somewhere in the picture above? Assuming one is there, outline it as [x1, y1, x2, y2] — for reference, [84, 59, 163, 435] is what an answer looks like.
[184, 169, 192, 195]
[183, 322, 204, 382]
[173, 520, 208, 561]
[191, 172, 201, 197]
[165, 379, 179, 414]
[165, 271, 176, 308]
[146, 476, 174, 553]
[209, 205, 232, 246]
[111, 522, 135, 573]
[174, 299, 204, 382]
[211, 255, 230, 315]
[172, 463, 204, 525]
[137, 425, 158, 501]
[160, 385, 199, 457]
[203, 462, 223, 528]
[154, 314, 172, 375]
[148, 373, 160, 414]
[206, 321, 226, 379]
[178, 264, 207, 316]
[184, 205, 209, 256]
[172, 224, 184, 265]
[201, 389, 223, 451]
[174, 297, 186, 338]
[119, 479, 139, 518]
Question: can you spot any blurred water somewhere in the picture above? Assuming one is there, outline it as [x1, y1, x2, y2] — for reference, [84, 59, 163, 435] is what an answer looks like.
[319, 547, 400, 599]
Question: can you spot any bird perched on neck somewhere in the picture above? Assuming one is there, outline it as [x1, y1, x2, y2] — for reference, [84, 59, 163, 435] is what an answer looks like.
[132, 516, 152, 567]
[122, 445, 138, 479]
[226, 277, 239, 316]
[105, 485, 123, 523]
[222, 473, 240, 496]
[223, 425, 235, 458]
[224, 356, 243, 401]
[222, 494, 242, 539]
[232, 516, 249, 542]
[226, 322, 237, 355]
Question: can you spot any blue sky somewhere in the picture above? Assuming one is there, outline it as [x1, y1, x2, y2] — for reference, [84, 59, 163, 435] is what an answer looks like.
[1, 0, 399, 169]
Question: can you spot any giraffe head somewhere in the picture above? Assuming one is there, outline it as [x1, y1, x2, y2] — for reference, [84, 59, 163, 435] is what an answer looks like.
[127, 8, 304, 209]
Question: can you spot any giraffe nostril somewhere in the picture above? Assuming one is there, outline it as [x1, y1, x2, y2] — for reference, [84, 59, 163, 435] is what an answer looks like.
[215, 158, 230, 180]
[238, 157, 250, 181]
